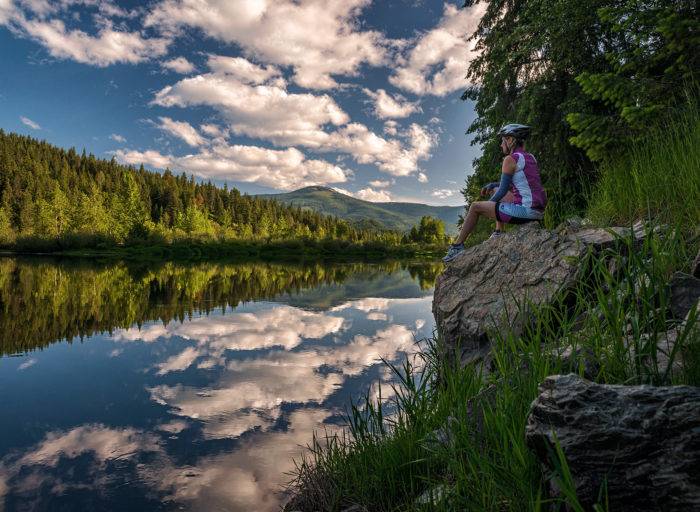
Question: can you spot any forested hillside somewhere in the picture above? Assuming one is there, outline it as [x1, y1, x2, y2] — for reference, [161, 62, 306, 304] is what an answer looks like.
[259, 186, 463, 234]
[0, 131, 407, 251]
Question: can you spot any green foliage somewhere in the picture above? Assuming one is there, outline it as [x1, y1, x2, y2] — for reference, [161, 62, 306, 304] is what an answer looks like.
[0, 206, 14, 244]
[34, 182, 71, 237]
[173, 204, 214, 236]
[586, 101, 700, 229]
[567, 1, 699, 161]
[407, 216, 448, 244]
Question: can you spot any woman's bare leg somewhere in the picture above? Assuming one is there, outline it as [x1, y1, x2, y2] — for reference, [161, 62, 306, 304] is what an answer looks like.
[492, 191, 514, 231]
[454, 201, 497, 245]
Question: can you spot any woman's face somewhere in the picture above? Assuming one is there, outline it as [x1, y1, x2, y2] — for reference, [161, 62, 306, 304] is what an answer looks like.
[500, 136, 512, 154]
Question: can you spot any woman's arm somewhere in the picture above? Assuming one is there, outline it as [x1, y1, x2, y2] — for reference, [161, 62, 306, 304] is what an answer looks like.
[480, 182, 500, 196]
[489, 155, 516, 202]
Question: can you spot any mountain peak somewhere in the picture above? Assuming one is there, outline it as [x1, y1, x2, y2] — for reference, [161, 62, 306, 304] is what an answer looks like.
[257, 186, 463, 234]
[295, 185, 335, 193]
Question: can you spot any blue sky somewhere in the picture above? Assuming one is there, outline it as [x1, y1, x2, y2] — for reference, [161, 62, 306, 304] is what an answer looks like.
[0, 0, 485, 205]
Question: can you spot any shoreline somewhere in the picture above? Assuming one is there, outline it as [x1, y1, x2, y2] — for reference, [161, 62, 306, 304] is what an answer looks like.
[0, 241, 448, 262]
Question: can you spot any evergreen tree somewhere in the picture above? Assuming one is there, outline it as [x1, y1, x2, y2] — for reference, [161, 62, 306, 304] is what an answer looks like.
[567, 0, 699, 161]
[409, 216, 446, 244]
[461, 0, 696, 218]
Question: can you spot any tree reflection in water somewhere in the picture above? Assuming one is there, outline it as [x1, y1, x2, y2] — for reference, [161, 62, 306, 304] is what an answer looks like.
[0, 257, 441, 356]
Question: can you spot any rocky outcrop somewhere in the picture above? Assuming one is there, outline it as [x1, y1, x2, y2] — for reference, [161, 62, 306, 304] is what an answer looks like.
[668, 271, 700, 319]
[432, 223, 642, 367]
[526, 374, 700, 511]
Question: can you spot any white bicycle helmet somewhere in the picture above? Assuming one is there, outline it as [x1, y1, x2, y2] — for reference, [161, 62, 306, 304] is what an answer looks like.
[497, 123, 530, 140]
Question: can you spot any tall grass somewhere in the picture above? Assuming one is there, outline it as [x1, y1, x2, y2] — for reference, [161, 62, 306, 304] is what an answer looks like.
[586, 101, 700, 229]
[286, 227, 700, 511]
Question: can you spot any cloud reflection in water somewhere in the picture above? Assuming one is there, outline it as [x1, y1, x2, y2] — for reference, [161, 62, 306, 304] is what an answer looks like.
[1, 295, 431, 511]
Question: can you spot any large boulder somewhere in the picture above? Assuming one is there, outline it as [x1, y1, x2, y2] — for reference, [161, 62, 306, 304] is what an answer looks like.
[432, 223, 637, 367]
[526, 374, 700, 511]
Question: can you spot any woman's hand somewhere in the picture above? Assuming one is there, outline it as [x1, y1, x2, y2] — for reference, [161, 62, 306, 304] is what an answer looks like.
[480, 184, 496, 197]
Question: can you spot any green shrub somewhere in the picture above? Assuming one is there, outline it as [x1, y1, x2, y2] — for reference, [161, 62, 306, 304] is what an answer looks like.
[587, 101, 700, 230]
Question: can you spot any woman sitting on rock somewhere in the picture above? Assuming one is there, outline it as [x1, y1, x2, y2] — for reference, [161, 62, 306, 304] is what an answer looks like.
[442, 123, 547, 263]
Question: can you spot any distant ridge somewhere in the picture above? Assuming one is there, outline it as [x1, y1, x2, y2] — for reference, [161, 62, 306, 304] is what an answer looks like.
[257, 186, 464, 233]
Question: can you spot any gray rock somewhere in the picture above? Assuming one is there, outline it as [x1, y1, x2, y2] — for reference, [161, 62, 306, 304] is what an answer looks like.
[424, 384, 498, 450]
[668, 272, 700, 319]
[649, 328, 687, 378]
[546, 343, 600, 380]
[567, 226, 630, 248]
[424, 414, 459, 449]
[432, 223, 641, 368]
[606, 254, 627, 278]
[340, 506, 368, 512]
[662, 297, 700, 372]
[415, 484, 452, 506]
[622, 298, 700, 383]
[571, 221, 662, 250]
[556, 215, 587, 234]
[526, 374, 700, 511]
[626, 327, 684, 383]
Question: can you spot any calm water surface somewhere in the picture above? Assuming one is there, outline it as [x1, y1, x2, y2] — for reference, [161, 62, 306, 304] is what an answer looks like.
[0, 257, 439, 511]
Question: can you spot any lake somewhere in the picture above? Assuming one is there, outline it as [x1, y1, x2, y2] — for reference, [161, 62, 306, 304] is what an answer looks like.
[0, 257, 439, 511]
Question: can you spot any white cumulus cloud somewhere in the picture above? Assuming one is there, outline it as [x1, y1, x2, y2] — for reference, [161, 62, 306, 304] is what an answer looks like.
[20, 18, 169, 66]
[199, 123, 227, 138]
[383, 120, 398, 136]
[157, 117, 207, 147]
[320, 122, 437, 177]
[390, 2, 485, 96]
[0, 1, 170, 66]
[113, 144, 351, 191]
[205, 54, 281, 85]
[144, 0, 388, 89]
[162, 56, 196, 74]
[363, 88, 421, 119]
[152, 57, 438, 179]
[152, 66, 349, 147]
[431, 188, 455, 199]
[355, 187, 391, 202]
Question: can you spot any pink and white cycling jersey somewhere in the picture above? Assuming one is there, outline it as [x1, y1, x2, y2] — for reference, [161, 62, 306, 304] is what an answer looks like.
[510, 149, 547, 211]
